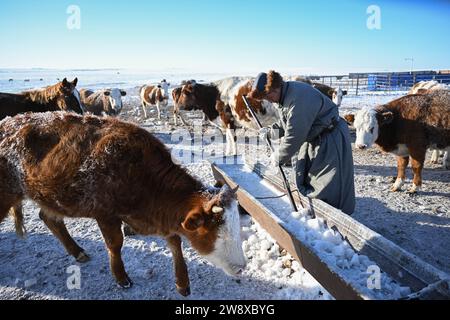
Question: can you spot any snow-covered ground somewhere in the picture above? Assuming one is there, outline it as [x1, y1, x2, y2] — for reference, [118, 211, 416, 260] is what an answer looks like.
[0, 77, 448, 300]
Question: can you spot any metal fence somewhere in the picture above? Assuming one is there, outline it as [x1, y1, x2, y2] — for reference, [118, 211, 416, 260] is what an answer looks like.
[299, 72, 450, 95]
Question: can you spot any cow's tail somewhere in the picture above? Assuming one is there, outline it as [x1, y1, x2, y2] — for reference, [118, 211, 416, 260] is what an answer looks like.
[10, 205, 26, 238]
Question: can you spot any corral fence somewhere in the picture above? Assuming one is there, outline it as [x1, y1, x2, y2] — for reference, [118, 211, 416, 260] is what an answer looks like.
[298, 70, 450, 95]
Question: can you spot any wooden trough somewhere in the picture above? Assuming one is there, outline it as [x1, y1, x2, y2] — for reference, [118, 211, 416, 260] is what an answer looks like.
[209, 156, 450, 300]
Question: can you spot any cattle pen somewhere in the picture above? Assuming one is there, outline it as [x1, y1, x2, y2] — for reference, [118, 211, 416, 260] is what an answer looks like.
[209, 156, 450, 300]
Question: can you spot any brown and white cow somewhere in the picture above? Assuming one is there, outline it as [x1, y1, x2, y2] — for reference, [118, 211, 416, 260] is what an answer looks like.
[140, 80, 170, 119]
[0, 112, 246, 296]
[354, 91, 450, 193]
[79, 88, 126, 116]
[177, 77, 279, 155]
[409, 81, 449, 163]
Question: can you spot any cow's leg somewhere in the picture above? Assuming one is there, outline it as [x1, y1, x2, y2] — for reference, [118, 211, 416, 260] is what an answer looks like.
[225, 129, 231, 156]
[408, 149, 426, 194]
[142, 101, 148, 119]
[96, 218, 132, 288]
[391, 156, 409, 192]
[11, 203, 26, 238]
[225, 128, 237, 156]
[430, 149, 440, 164]
[156, 103, 162, 120]
[443, 149, 450, 170]
[167, 235, 190, 297]
[39, 209, 90, 263]
[173, 110, 178, 126]
[0, 196, 21, 227]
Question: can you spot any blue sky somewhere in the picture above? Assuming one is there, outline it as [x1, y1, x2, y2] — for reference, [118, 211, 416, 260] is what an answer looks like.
[0, 0, 449, 74]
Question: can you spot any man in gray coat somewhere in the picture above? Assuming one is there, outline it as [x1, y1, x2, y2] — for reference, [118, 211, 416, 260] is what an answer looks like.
[249, 71, 355, 215]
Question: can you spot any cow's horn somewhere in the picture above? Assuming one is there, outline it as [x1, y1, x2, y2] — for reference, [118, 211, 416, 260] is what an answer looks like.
[212, 206, 224, 214]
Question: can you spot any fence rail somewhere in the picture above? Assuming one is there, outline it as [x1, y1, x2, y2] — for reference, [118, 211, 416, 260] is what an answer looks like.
[294, 73, 450, 95]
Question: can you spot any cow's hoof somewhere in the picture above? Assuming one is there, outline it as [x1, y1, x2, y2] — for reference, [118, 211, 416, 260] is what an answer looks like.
[407, 185, 420, 195]
[390, 185, 403, 192]
[390, 178, 405, 192]
[117, 276, 133, 289]
[76, 251, 90, 263]
[177, 285, 191, 297]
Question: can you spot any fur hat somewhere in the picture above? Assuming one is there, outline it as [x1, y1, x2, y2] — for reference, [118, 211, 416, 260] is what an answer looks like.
[249, 70, 283, 99]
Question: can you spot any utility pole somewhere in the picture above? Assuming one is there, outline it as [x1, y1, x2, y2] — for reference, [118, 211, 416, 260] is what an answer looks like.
[405, 57, 414, 74]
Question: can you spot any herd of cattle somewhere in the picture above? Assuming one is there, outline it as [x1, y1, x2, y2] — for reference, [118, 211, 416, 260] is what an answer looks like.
[0, 74, 448, 296]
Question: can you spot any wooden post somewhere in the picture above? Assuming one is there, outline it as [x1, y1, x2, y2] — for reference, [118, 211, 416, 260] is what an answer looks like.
[356, 75, 360, 96]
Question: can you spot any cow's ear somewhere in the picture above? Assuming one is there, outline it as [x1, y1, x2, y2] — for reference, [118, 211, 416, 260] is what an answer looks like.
[104, 91, 111, 96]
[344, 114, 355, 125]
[62, 78, 69, 86]
[120, 90, 127, 96]
[379, 111, 394, 125]
[182, 211, 205, 232]
[343, 90, 348, 96]
[73, 78, 78, 86]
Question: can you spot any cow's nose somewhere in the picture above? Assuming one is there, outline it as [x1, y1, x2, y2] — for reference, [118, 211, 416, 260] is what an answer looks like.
[357, 144, 367, 150]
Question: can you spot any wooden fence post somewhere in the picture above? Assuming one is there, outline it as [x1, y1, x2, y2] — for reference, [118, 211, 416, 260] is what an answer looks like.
[356, 75, 360, 96]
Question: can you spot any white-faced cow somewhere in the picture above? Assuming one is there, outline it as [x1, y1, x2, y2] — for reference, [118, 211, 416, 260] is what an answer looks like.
[79, 88, 126, 116]
[140, 80, 170, 119]
[0, 112, 246, 296]
[354, 90, 450, 193]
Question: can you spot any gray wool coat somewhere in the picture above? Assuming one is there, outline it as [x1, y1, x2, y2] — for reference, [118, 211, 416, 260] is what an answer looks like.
[269, 81, 355, 215]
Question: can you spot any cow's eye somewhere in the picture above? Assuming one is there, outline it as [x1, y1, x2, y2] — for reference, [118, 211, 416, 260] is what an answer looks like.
[370, 128, 374, 134]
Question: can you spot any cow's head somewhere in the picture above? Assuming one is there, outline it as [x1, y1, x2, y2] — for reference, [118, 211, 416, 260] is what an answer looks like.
[57, 78, 85, 114]
[178, 82, 200, 111]
[181, 185, 246, 276]
[103, 88, 126, 115]
[354, 108, 393, 149]
[159, 79, 170, 99]
[332, 87, 347, 107]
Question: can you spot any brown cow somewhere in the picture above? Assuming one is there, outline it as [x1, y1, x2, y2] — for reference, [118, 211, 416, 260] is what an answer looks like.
[293, 76, 347, 107]
[79, 88, 126, 116]
[0, 78, 84, 120]
[354, 91, 450, 193]
[0, 112, 246, 296]
[172, 80, 197, 126]
[140, 80, 170, 119]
